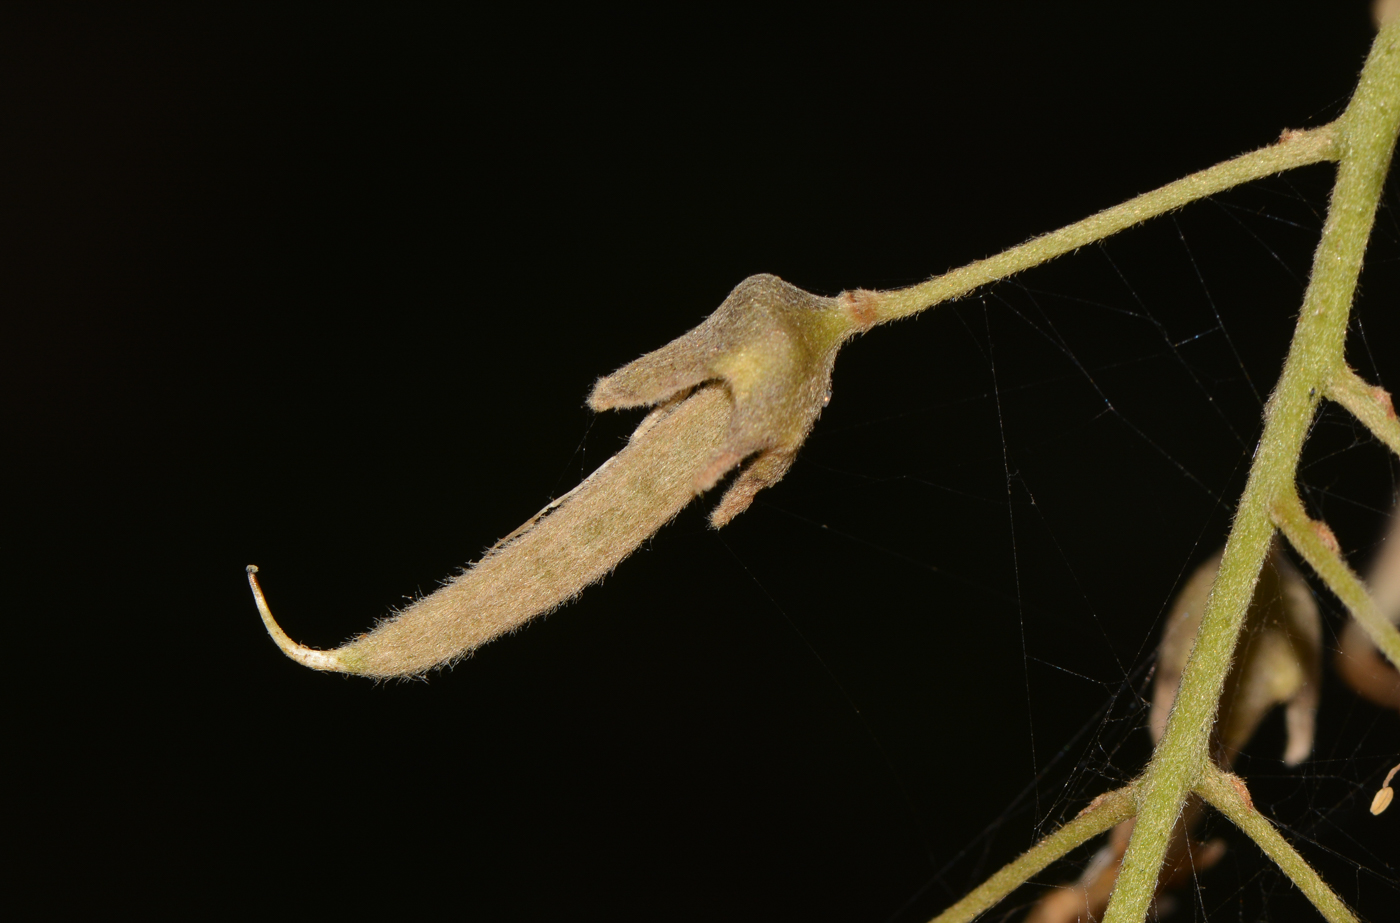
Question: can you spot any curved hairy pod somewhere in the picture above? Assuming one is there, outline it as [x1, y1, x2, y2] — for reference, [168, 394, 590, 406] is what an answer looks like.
[251, 274, 864, 677]
[250, 386, 733, 676]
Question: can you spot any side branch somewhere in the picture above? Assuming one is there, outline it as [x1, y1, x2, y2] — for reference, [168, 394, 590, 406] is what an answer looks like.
[929, 786, 1137, 923]
[1328, 366, 1400, 457]
[862, 124, 1338, 324]
[1337, 498, 1400, 710]
[1196, 766, 1359, 923]
[1273, 493, 1400, 673]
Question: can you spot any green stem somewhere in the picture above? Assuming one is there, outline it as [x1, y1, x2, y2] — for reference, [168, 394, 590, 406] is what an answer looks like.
[1274, 491, 1400, 672]
[929, 786, 1137, 923]
[1103, 21, 1400, 923]
[862, 124, 1336, 324]
[1196, 766, 1359, 923]
[1328, 366, 1400, 458]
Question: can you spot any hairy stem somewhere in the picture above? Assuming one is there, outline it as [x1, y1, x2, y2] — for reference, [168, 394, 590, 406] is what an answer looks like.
[929, 786, 1137, 923]
[1196, 766, 1359, 923]
[1328, 366, 1400, 457]
[1274, 491, 1400, 673]
[1102, 21, 1400, 923]
[859, 125, 1337, 325]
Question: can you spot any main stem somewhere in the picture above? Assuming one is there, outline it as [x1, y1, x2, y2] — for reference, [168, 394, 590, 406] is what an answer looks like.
[1103, 23, 1400, 923]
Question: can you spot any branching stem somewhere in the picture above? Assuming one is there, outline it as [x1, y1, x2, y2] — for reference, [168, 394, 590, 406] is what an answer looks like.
[1195, 766, 1359, 923]
[1099, 21, 1400, 923]
[1328, 365, 1400, 457]
[925, 19, 1400, 923]
[929, 786, 1137, 923]
[1274, 492, 1400, 673]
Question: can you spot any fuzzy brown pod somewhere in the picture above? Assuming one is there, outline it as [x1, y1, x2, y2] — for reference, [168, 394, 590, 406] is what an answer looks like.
[1028, 543, 1322, 923]
[249, 274, 865, 677]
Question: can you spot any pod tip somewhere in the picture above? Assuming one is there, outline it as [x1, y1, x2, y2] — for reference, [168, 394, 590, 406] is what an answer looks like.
[246, 565, 345, 672]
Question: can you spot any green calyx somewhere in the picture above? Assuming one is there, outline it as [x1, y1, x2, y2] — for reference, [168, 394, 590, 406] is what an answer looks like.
[590, 273, 867, 526]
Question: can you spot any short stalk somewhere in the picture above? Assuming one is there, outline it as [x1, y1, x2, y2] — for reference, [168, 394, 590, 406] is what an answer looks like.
[929, 786, 1137, 923]
[1328, 366, 1400, 457]
[1274, 492, 1400, 672]
[862, 124, 1336, 325]
[1196, 766, 1359, 923]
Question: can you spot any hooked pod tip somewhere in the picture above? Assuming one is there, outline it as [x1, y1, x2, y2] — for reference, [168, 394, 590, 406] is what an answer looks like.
[246, 565, 348, 672]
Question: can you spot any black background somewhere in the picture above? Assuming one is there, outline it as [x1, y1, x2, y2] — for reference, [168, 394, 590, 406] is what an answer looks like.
[11, 5, 1399, 921]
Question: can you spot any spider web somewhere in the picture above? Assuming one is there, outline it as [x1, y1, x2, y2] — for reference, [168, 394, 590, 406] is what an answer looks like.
[703, 169, 1400, 922]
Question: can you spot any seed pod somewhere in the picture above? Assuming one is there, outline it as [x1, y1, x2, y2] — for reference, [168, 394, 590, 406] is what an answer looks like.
[251, 274, 866, 676]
